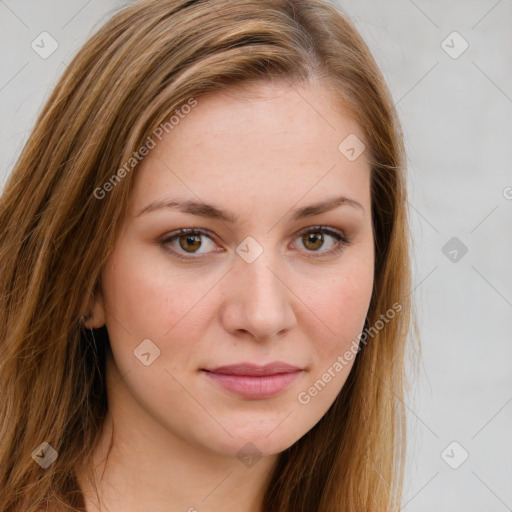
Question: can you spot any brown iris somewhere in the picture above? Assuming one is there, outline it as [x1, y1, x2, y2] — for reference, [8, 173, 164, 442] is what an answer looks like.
[302, 231, 324, 251]
[178, 234, 202, 253]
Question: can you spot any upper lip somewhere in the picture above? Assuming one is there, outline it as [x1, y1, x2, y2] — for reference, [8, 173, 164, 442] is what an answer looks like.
[202, 362, 303, 376]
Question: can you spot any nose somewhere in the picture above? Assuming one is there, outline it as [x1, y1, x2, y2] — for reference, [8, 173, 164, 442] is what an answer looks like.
[219, 250, 297, 342]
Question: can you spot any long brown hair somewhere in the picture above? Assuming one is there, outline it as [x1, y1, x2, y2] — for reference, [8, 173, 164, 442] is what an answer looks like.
[0, 1, 416, 510]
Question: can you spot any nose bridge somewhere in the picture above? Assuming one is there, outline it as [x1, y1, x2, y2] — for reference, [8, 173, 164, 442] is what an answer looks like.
[242, 251, 282, 302]
[224, 244, 295, 338]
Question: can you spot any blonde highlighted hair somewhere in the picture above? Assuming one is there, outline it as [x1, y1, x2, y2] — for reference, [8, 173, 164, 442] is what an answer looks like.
[0, 0, 416, 510]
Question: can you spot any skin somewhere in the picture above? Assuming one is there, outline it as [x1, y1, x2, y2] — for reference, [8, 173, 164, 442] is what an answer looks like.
[78, 78, 375, 512]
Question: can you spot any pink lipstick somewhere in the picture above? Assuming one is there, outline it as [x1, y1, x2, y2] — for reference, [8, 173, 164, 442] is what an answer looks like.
[201, 362, 303, 399]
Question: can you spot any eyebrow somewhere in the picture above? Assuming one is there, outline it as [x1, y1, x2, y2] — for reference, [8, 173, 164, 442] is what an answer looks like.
[136, 194, 364, 222]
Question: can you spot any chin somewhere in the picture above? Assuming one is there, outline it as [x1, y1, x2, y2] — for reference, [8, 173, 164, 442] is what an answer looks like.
[197, 419, 306, 460]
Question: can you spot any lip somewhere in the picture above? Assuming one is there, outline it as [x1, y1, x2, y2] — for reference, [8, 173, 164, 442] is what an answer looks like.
[204, 362, 302, 376]
[201, 362, 304, 399]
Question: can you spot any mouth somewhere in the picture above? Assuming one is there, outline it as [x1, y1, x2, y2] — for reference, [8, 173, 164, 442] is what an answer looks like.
[200, 362, 304, 399]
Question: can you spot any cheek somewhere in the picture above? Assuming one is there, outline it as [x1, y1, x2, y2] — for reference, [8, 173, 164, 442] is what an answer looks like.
[300, 259, 374, 357]
[294, 262, 373, 418]
[99, 248, 215, 409]
[102, 247, 194, 332]
[100, 246, 221, 368]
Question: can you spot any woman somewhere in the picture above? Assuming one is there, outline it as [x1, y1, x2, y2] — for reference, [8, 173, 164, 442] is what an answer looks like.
[0, 0, 416, 510]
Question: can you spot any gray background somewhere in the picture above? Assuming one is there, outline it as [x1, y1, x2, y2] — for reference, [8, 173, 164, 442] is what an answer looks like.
[1, 1, 511, 510]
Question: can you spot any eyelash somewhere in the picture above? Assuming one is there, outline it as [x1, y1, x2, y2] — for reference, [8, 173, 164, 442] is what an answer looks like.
[160, 226, 351, 260]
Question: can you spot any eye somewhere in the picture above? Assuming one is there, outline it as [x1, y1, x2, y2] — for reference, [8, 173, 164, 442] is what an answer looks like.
[161, 228, 220, 259]
[291, 226, 350, 257]
[160, 226, 350, 261]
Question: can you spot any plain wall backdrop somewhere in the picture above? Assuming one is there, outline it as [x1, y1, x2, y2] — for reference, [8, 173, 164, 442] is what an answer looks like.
[1, 1, 511, 510]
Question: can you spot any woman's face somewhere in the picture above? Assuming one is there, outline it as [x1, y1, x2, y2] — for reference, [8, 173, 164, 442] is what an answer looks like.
[94, 79, 374, 459]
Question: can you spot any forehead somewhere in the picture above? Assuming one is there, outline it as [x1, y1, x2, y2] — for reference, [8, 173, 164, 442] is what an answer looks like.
[131, 79, 371, 214]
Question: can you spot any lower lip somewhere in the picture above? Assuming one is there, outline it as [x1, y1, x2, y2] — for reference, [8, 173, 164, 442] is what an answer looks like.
[201, 370, 303, 399]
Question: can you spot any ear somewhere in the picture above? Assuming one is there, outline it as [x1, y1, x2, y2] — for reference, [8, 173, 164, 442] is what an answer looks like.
[81, 282, 107, 329]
